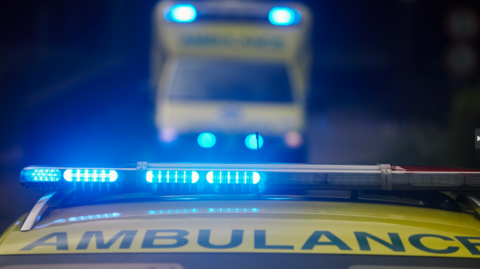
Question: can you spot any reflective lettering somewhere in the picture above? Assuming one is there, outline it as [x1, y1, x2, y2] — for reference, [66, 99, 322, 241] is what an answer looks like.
[21, 232, 68, 251]
[355, 232, 405, 252]
[141, 230, 188, 248]
[409, 234, 459, 254]
[77, 230, 137, 250]
[198, 229, 243, 249]
[455, 236, 480, 255]
[254, 230, 293, 249]
[181, 35, 233, 47]
[180, 35, 283, 50]
[301, 231, 352, 250]
[241, 38, 283, 50]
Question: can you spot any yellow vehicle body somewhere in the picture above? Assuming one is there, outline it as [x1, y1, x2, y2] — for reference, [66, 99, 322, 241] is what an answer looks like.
[1, 200, 480, 258]
[151, 1, 312, 137]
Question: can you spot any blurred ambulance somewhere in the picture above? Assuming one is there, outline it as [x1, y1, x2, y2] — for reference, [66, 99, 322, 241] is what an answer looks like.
[151, 1, 312, 161]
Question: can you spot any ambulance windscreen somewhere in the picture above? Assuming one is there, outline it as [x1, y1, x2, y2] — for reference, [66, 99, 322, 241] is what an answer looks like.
[169, 59, 292, 103]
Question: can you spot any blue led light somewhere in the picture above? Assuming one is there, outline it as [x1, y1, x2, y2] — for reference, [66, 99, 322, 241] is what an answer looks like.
[206, 171, 260, 184]
[198, 132, 216, 148]
[269, 7, 297, 26]
[146, 170, 199, 183]
[63, 169, 118, 182]
[25, 169, 61, 182]
[245, 134, 264, 150]
[168, 4, 197, 23]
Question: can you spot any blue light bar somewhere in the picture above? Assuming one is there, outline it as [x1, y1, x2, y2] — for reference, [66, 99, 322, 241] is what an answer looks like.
[146, 170, 199, 184]
[64, 169, 118, 182]
[269, 7, 298, 26]
[167, 4, 197, 23]
[20, 163, 480, 193]
[198, 132, 216, 148]
[24, 169, 61, 182]
[206, 171, 260, 184]
[245, 134, 264, 150]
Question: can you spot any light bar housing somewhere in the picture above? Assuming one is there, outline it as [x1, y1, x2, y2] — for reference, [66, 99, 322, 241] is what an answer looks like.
[20, 166, 136, 188]
[20, 162, 480, 191]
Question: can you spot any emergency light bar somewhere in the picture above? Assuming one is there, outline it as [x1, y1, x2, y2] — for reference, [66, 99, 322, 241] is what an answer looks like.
[20, 166, 136, 187]
[19, 162, 480, 191]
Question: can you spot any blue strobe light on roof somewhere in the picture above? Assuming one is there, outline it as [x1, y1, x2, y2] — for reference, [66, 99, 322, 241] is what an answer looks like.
[168, 4, 197, 23]
[64, 169, 118, 182]
[24, 169, 61, 182]
[206, 171, 260, 184]
[269, 7, 297, 26]
[245, 134, 264, 150]
[146, 170, 199, 184]
[198, 132, 216, 148]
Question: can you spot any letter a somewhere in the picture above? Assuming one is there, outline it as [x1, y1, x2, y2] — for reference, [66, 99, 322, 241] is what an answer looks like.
[21, 232, 69, 251]
[301, 231, 351, 251]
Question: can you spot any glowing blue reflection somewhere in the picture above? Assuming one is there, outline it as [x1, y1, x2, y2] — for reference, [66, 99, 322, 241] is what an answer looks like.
[269, 7, 297, 26]
[64, 169, 118, 182]
[146, 170, 199, 183]
[245, 134, 264, 150]
[197, 132, 216, 148]
[35, 219, 66, 229]
[148, 208, 199, 215]
[207, 208, 259, 213]
[34, 213, 120, 229]
[206, 171, 260, 184]
[68, 213, 120, 222]
[25, 169, 61, 182]
[168, 4, 197, 23]
[38, 193, 54, 201]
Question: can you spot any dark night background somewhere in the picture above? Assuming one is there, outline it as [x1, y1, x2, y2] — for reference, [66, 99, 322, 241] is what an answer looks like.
[1, 0, 480, 232]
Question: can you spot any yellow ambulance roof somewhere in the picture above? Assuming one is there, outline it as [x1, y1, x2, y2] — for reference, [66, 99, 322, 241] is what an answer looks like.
[1, 199, 479, 258]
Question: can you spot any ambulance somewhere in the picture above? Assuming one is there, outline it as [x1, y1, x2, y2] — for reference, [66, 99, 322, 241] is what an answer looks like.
[151, 1, 312, 161]
[1, 163, 480, 268]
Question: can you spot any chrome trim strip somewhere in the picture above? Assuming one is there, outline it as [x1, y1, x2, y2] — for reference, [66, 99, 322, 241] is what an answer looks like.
[146, 163, 383, 173]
